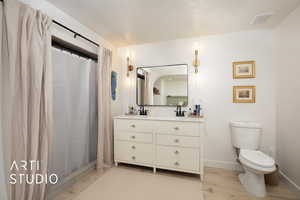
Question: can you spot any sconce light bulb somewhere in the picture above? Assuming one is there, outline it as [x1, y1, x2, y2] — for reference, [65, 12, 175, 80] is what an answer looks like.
[193, 49, 199, 73]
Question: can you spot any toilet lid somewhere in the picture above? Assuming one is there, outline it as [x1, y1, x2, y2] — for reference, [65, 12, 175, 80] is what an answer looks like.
[240, 149, 275, 168]
[230, 121, 261, 129]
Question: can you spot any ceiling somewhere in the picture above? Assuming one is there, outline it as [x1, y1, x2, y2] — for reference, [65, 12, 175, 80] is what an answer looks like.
[47, 0, 300, 47]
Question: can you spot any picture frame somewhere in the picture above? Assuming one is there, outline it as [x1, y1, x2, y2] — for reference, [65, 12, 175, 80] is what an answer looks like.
[233, 86, 256, 103]
[232, 61, 256, 79]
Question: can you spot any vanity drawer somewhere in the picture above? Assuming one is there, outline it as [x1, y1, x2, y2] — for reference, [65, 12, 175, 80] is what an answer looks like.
[115, 141, 153, 164]
[115, 131, 153, 143]
[114, 119, 154, 133]
[156, 146, 199, 171]
[157, 134, 199, 148]
[155, 122, 200, 136]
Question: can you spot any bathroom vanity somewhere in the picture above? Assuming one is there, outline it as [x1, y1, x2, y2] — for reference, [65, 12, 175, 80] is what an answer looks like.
[114, 115, 205, 179]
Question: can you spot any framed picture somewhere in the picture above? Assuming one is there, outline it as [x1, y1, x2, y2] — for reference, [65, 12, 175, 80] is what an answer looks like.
[233, 61, 256, 79]
[233, 86, 256, 103]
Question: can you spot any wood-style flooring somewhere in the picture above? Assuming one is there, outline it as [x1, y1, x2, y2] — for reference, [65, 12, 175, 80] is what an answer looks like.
[52, 164, 299, 200]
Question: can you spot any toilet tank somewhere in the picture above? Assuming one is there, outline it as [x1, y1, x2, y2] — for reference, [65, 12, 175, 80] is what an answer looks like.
[230, 121, 262, 150]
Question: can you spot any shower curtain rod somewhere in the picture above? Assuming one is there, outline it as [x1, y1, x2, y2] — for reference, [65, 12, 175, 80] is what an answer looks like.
[0, 0, 100, 47]
[52, 20, 100, 47]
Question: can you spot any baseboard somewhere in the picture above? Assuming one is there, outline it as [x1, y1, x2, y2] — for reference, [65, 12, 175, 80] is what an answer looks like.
[204, 159, 243, 171]
[279, 170, 300, 198]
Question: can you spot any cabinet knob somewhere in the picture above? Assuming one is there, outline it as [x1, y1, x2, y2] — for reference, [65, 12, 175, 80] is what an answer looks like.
[174, 150, 179, 155]
[132, 156, 136, 160]
[174, 127, 179, 130]
[131, 135, 136, 139]
[174, 139, 179, 143]
[132, 145, 136, 149]
[174, 162, 179, 166]
[131, 124, 136, 128]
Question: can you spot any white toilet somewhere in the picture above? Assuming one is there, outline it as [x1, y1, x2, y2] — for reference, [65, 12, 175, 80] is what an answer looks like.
[230, 121, 276, 197]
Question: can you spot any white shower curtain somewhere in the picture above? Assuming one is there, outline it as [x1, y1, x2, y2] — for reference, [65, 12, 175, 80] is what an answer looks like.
[50, 48, 98, 181]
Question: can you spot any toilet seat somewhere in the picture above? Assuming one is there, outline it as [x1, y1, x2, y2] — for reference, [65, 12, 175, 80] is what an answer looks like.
[239, 149, 275, 172]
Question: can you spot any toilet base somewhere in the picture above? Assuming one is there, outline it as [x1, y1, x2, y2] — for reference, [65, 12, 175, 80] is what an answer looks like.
[239, 170, 266, 197]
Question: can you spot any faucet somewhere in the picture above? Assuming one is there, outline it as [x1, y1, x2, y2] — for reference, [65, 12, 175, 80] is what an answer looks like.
[175, 105, 186, 117]
[139, 105, 148, 116]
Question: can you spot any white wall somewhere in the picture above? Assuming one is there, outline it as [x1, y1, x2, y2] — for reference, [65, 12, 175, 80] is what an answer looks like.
[21, 0, 122, 116]
[117, 30, 276, 169]
[274, 5, 300, 193]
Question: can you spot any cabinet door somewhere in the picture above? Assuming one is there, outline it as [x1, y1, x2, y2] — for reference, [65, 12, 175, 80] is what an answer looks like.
[156, 122, 200, 136]
[115, 141, 153, 165]
[157, 134, 200, 148]
[114, 119, 154, 133]
[156, 146, 200, 171]
[115, 131, 153, 143]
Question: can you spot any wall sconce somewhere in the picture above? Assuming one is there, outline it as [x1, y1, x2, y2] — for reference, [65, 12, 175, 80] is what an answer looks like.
[193, 49, 200, 73]
[126, 56, 134, 77]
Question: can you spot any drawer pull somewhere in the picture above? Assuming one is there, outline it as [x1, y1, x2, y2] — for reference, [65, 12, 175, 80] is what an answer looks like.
[174, 162, 179, 166]
[131, 135, 136, 139]
[174, 127, 179, 130]
[131, 145, 136, 150]
[174, 150, 179, 155]
[174, 139, 179, 143]
[132, 156, 136, 160]
[131, 124, 136, 128]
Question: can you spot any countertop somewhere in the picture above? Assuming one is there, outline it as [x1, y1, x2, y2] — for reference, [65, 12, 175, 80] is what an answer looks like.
[114, 115, 205, 123]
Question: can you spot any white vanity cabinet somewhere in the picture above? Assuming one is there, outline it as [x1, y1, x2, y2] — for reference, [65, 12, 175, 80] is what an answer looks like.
[114, 116, 205, 179]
